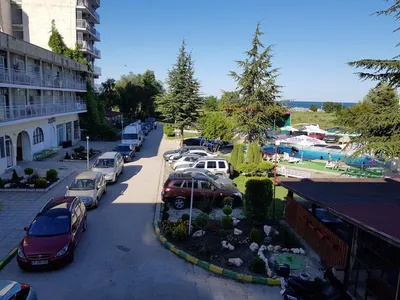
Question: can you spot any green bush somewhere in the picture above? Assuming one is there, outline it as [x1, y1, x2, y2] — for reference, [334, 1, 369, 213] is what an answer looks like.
[46, 169, 58, 181]
[238, 163, 258, 175]
[164, 125, 175, 137]
[250, 257, 265, 274]
[245, 178, 273, 225]
[222, 206, 232, 216]
[35, 178, 48, 188]
[250, 228, 261, 242]
[258, 161, 274, 172]
[181, 213, 190, 222]
[172, 224, 188, 241]
[195, 212, 209, 228]
[0, 178, 4, 188]
[74, 146, 85, 153]
[247, 142, 262, 165]
[221, 216, 233, 229]
[231, 144, 244, 170]
[162, 212, 169, 221]
[24, 168, 34, 176]
[11, 169, 19, 182]
[223, 196, 233, 207]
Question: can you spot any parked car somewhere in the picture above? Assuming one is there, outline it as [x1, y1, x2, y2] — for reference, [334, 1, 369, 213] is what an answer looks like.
[324, 135, 339, 143]
[121, 121, 144, 151]
[171, 154, 201, 170]
[177, 157, 233, 178]
[183, 137, 216, 150]
[142, 124, 150, 136]
[168, 149, 217, 162]
[161, 173, 242, 209]
[0, 280, 38, 299]
[163, 146, 209, 161]
[91, 152, 124, 183]
[17, 196, 87, 270]
[113, 144, 136, 162]
[175, 168, 237, 187]
[65, 171, 107, 208]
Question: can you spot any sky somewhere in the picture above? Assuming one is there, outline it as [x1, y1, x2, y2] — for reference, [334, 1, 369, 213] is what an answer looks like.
[97, 0, 400, 103]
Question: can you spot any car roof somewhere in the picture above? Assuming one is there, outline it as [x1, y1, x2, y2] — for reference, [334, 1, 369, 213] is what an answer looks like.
[98, 152, 118, 159]
[176, 168, 209, 173]
[196, 157, 226, 161]
[0, 280, 18, 298]
[168, 172, 209, 180]
[40, 196, 77, 214]
[76, 171, 99, 180]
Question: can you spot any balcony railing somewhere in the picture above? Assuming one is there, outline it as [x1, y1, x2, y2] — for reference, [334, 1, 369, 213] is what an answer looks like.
[93, 46, 101, 58]
[0, 102, 87, 123]
[76, 19, 100, 40]
[0, 68, 86, 90]
[77, 0, 100, 22]
[93, 66, 101, 75]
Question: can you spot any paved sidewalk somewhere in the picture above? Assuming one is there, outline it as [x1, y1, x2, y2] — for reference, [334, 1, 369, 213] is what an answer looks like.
[0, 171, 78, 259]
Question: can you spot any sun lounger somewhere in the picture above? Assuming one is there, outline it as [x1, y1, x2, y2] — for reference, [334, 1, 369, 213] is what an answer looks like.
[336, 162, 350, 171]
[283, 152, 301, 163]
[325, 161, 336, 169]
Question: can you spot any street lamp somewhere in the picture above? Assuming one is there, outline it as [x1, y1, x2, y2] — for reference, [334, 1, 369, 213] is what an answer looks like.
[188, 172, 195, 235]
[121, 115, 124, 134]
[86, 136, 90, 170]
[273, 140, 281, 220]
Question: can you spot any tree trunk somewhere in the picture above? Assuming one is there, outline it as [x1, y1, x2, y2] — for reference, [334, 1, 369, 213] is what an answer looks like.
[180, 126, 184, 147]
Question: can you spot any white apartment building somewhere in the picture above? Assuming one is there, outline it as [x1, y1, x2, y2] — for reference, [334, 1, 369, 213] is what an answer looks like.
[9, 0, 101, 77]
[0, 31, 88, 174]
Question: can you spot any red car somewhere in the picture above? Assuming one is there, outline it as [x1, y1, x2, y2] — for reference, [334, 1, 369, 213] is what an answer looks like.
[17, 196, 87, 270]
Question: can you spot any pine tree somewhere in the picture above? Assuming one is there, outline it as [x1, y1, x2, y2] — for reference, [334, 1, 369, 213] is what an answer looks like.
[229, 22, 283, 143]
[155, 41, 202, 146]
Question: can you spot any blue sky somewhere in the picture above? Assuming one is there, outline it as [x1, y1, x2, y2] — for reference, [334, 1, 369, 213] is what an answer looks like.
[97, 0, 399, 103]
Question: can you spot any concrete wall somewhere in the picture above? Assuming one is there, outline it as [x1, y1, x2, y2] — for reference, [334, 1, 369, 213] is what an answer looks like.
[22, 0, 77, 49]
[0, 0, 13, 35]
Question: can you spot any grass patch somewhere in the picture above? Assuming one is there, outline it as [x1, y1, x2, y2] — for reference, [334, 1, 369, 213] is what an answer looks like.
[291, 111, 337, 129]
[279, 160, 344, 173]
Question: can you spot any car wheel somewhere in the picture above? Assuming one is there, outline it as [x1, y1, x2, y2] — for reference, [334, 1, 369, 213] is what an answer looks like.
[93, 198, 99, 209]
[83, 217, 87, 232]
[69, 246, 75, 263]
[173, 197, 186, 210]
[18, 263, 29, 272]
[121, 166, 124, 174]
[136, 147, 141, 152]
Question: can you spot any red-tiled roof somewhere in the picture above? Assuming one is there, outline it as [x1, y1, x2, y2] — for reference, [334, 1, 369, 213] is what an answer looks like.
[278, 177, 400, 246]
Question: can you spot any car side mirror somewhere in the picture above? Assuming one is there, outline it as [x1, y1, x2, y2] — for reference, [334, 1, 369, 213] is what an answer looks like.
[24, 227, 29, 231]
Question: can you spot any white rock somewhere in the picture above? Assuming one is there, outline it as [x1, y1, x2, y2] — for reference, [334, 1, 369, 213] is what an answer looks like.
[192, 230, 205, 238]
[221, 241, 235, 251]
[23, 175, 29, 179]
[291, 248, 300, 254]
[264, 225, 272, 236]
[228, 244, 235, 250]
[232, 218, 240, 226]
[282, 248, 289, 252]
[228, 258, 243, 267]
[4, 183, 10, 188]
[20, 179, 27, 183]
[274, 245, 282, 252]
[299, 248, 306, 255]
[267, 245, 274, 252]
[274, 229, 279, 236]
[234, 228, 242, 235]
[249, 242, 259, 252]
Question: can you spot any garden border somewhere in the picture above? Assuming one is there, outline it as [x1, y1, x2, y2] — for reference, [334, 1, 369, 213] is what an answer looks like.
[0, 247, 17, 271]
[153, 158, 281, 286]
[60, 151, 102, 162]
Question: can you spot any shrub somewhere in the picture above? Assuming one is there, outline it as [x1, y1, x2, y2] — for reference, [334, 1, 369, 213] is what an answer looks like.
[258, 161, 274, 173]
[163, 125, 175, 137]
[250, 257, 265, 274]
[35, 178, 48, 188]
[245, 178, 273, 225]
[195, 213, 209, 228]
[64, 151, 71, 159]
[162, 212, 169, 221]
[221, 216, 233, 229]
[0, 178, 4, 188]
[24, 168, 34, 176]
[74, 146, 85, 153]
[46, 169, 58, 181]
[238, 163, 258, 175]
[163, 203, 170, 213]
[203, 219, 220, 233]
[11, 169, 19, 182]
[172, 224, 188, 241]
[222, 206, 232, 216]
[223, 196, 233, 207]
[181, 213, 190, 222]
[231, 144, 245, 170]
[162, 220, 179, 237]
[250, 228, 261, 242]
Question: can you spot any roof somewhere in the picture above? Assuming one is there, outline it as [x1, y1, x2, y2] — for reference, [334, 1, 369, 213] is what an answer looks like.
[76, 171, 99, 180]
[105, 111, 122, 117]
[197, 157, 226, 161]
[98, 152, 118, 159]
[278, 177, 400, 247]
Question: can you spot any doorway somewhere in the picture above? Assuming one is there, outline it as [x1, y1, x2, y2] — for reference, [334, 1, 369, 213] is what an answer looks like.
[57, 124, 64, 146]
[5, 136, 13, 167]
[66, 122, 72, 142]
[16, 131, 31, 161]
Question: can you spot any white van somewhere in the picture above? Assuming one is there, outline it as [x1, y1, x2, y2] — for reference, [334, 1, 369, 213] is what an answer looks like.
[122, 122, 144, 151]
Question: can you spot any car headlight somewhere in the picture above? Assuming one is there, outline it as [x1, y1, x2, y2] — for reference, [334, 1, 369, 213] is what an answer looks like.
[80, 196, 93, 203]
[18, 247, 26, 259]
[108, 172, 114, 177]
[55, 245, 69, 257]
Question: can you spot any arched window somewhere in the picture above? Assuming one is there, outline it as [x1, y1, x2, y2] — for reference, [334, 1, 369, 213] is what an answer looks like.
[33, 127, 44, 144]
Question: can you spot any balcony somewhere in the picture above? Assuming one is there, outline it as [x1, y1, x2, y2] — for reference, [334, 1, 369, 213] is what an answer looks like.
[93, 66, 101, 76]
[0, 102, 87, 124]
[76, 19, 100, 41]
[78, 41, 101, 59]
[77, 0, 100, 23]
[93, 46, 101, 59]
[0, 68, 87, 91]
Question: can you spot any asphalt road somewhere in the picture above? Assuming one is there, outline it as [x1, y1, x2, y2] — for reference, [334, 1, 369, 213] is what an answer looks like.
[0, 128, 282, 300]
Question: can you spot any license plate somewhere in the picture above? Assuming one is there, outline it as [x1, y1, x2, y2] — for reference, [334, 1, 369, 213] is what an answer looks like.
[31, 260, 48, 265]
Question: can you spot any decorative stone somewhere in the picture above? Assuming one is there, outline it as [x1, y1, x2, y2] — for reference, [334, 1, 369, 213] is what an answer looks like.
[192, 230, 205, 238]
[264, 225, 272, 236]
[290, 248, 306, 254]
[257, 245, 273, 277]
[221, 240, 235, 251]
[232, 218, 240, 226]
[274, 245, 282, 252]
[267, 245, 274, 252]
[28, 184, 35, 188]
[4, 183, 11, 188]
[233, 228, 242, 235]
[20, 179, 28, 184]
[299, 248, 306, 255]
[23, 175, 29, 179]
[282, 248, 289, 252]
[228, 258, 243, 267]
[249, 242, 259, 252]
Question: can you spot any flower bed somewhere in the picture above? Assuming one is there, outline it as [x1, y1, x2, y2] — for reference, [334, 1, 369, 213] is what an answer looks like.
[62, 146, 101, 161]
[0, 168, 59, 190]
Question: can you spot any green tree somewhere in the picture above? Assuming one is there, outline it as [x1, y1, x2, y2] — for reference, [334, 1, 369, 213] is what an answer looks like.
[203, 96, 219, 111]
[229, 22, 282, 143]
[219, 90, 240, 111]
[197, 112, 234, 142]
[309, 104, 318, 112]
[155, 40, 202, 146]
[99, 78, 120, 111]
[247, 142, 262, 165]
[322, 102, 342, 113]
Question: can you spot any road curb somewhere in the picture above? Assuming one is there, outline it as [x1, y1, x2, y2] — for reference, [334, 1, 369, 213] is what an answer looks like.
[0, 247, 18, 271]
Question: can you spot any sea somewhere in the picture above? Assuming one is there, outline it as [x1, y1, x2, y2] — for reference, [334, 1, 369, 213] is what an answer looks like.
[280, 100, 357, 109]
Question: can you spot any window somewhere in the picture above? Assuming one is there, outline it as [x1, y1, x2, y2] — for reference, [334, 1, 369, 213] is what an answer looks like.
[193, 152, 207, 156]
[186, 180, 198, 189]
[195, 161, 205, 169]
[200, 181, 211, 190]
[207, 161, 217, 169]
[172, 180, 184, 187]
[74, 120, 79, 139]
[33, 127, 44, 144]
[74, 205, 82, 219]
[218, 161, 226, 169]
[0, 137, 4, 158]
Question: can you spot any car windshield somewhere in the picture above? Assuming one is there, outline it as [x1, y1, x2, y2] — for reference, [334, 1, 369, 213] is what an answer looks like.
[115, 146, 131, 152]
[93, 159, 114, 168]
[69, 179, 95, 190]
[205, 172, 219, 180]
[28, 214, 70, 237]
[122, 133, 138, 140]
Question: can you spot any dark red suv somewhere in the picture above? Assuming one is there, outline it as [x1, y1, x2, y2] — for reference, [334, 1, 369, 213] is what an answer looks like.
[17, 196, 87, 270]
[161, 173, 242, 209]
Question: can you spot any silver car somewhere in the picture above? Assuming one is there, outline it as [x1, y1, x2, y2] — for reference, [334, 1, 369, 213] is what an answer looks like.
[91, 152, 124, 183]
[0, 280, 37, 299]
[175, 168, 236, 187]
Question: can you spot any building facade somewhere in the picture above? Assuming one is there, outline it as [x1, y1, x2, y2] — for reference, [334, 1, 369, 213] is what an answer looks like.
[0, 31, 88, 174]
[8, 0, 101, 77]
